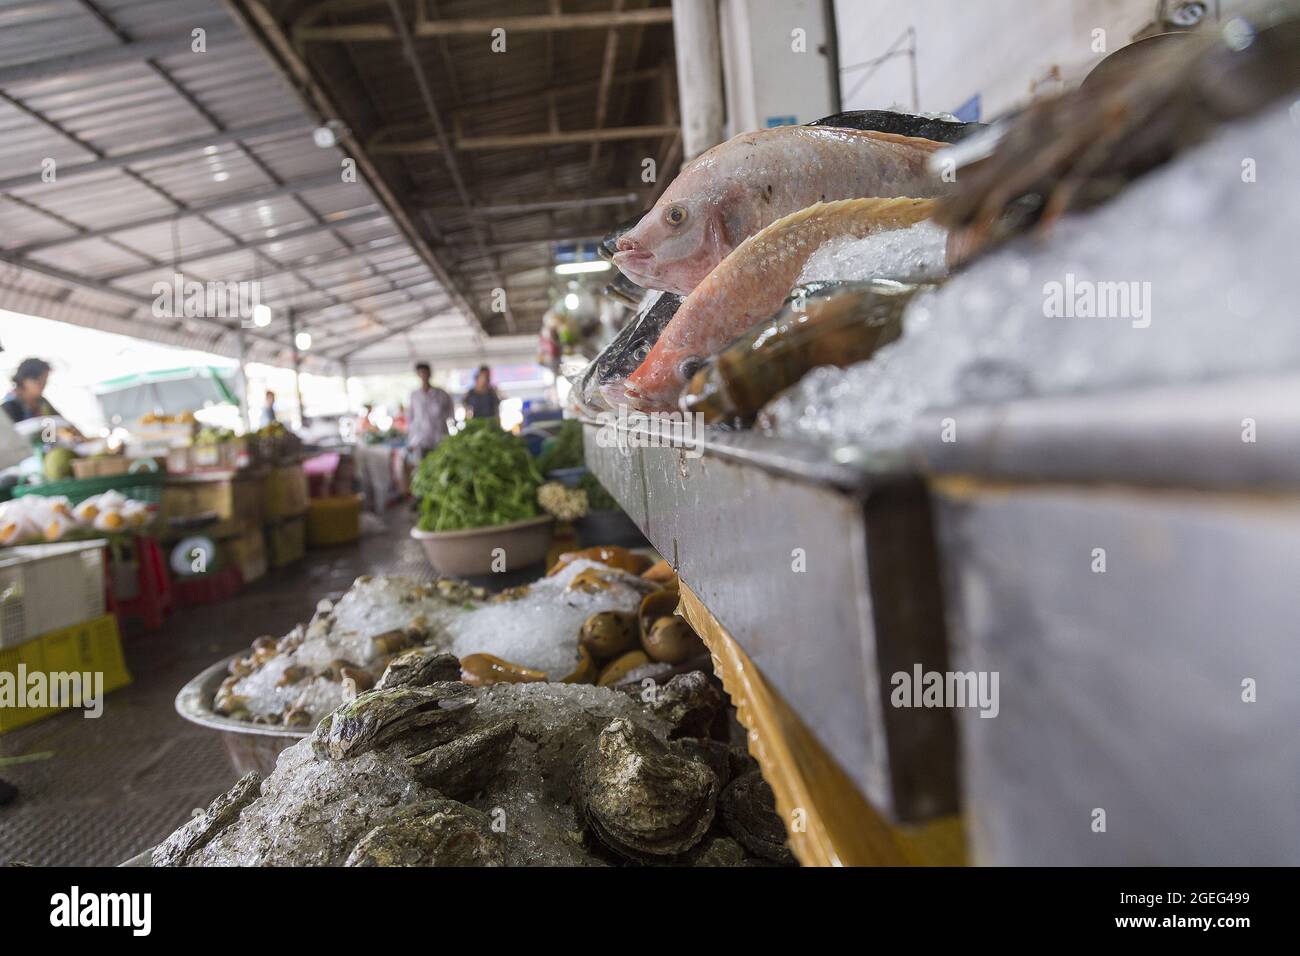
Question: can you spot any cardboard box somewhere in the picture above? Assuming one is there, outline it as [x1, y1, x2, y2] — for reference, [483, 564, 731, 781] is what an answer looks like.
[162, 475, 264, 530]
[264, 465, 308, 521]
[226, 527, 267, 583]
[266, 516, 305, 568]
[70, 457, 131, 480]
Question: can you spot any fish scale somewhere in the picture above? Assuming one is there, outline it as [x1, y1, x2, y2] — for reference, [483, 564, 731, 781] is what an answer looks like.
[624, 197, 937, 409]
[612, 126, 949, 297]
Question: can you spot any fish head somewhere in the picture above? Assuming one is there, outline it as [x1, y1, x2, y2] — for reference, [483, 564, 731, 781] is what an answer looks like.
[612, 194, 733, 296]
[623, 337, 709, 412]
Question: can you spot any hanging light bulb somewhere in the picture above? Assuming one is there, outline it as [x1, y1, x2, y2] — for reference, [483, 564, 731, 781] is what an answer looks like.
[251, 304, 272, 327]
[295, 331, 313, 351]
[564, 292, 580, 310]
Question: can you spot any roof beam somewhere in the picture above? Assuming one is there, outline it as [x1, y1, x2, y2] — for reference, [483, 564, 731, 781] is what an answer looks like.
[9, 172, 350, 255]
[0, 250, 292, 351]
[295, 8, 673, 43]
[0, 25, 239, 87]
[97, 209, 388, 281]
[327, 310, 461, 359]
[421, 192, 638, 216]
[230, 0, 488, 342]
[371, 125, 679, 154]
[384, 0, 513, 331]
[0, 115, 314, 192]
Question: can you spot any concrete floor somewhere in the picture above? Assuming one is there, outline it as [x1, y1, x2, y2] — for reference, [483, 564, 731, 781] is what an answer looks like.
[0, 510, 437, 866]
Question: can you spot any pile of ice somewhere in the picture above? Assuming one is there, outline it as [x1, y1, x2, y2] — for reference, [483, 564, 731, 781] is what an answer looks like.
[230, 561, 648, 722]
[765, 101, 1300, 453]
[448, 558, 648, 678]
[231, 576, 477, 721]
[797, 219, 948, 286]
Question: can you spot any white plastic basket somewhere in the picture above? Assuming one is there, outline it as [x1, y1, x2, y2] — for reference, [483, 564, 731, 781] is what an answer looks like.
[0, 540, 107, 649]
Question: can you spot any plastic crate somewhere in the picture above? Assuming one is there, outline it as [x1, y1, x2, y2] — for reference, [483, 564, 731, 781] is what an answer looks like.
[0, 613, 131, 734]
[13, 470, 165, 506]
[306, 495, 362, 547]
[0, 540, 107, 649]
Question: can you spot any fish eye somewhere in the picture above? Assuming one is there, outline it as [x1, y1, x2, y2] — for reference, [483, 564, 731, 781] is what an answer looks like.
[633, 343, 649, 360]
[677, 356, 705, 381]
[664, 205, 688, 227]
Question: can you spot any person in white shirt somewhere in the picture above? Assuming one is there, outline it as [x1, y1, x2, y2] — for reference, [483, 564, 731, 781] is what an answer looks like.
[407, 362, 453, 464]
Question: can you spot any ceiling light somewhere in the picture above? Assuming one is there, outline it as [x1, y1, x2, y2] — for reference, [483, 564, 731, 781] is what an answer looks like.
[251, 304, 272, 327]
[295, 331, 313, 351]
[313, 119, 348, 148]
[554, 260, 612, 276]
[564, 293, 580, 310]
[213, 171, 230, 182]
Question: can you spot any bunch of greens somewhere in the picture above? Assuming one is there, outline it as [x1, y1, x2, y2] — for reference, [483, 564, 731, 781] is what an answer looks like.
[579, 471, 619, 512]
[535, 419, 584, 474]
[414, 419, 543, 532]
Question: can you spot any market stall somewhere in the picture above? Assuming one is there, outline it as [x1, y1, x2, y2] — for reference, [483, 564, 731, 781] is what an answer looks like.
[0, 0, 1296, 888]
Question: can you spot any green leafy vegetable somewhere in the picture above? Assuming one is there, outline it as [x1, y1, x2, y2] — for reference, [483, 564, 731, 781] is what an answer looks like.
[535, 419, 584, 474]
[579, 472, 619, 512]
[414, 420, 543, 532]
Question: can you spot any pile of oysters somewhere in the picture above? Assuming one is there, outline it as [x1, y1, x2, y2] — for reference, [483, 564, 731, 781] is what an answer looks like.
[159, 649, 795, 866]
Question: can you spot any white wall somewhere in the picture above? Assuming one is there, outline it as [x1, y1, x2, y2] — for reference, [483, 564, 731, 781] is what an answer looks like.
[832, 0, 1247, 120]
[721, 0, 837, 136]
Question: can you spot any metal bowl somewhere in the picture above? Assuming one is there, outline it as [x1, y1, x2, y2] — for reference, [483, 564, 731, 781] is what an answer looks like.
[175, 653, 307, 776]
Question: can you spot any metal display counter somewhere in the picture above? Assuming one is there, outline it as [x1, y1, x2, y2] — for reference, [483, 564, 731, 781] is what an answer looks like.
[582, 414, 959, 825]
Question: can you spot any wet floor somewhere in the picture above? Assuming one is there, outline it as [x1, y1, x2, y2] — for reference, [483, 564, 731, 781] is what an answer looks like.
[0, 509, 436, 867]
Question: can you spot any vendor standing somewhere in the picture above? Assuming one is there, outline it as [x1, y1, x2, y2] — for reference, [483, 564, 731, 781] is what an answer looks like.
[2, 358, 85, 440]
[407, 362, 453, 464]
[463, 365, 501, 421]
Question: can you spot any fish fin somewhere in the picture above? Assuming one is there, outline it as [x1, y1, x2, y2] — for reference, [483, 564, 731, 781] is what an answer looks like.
[749, 197, 936, 239]
[844, 128, 950, 152]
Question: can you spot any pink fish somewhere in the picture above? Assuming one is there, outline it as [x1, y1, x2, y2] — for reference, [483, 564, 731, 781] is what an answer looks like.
[612, 126, 948, 296]
[623, 197, 937, 410]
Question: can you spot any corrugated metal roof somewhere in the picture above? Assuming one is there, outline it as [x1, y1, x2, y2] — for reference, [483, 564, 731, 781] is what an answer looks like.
[0, 0, 680, 371]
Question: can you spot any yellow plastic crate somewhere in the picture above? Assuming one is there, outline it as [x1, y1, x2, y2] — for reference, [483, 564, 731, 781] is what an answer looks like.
[0, 614, 131, 734]
[306, 495, 362, 547]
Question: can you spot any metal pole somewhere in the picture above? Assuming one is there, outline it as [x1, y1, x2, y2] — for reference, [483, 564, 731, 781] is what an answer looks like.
[289, 308, 304, 429]
[671, 0, 724, 161]
[236, 324, 250, 431]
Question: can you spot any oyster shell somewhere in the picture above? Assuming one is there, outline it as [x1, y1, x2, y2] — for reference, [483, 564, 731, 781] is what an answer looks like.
[152, 771, 262, 867]
[344, 798, 504, 867]
[407, 720, 517, 799]
[311, 683, 477, 760]
[650, 671, 724, 739]
[672, 737, 734, 788]
[572, 718, 719, 862]
[721, 769, 795, 865]
[375, 649, 461, 690]
[687, 836, 748, 867]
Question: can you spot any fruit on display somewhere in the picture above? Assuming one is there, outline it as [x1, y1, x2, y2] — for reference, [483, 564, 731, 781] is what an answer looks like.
[42, 447, 75, 480]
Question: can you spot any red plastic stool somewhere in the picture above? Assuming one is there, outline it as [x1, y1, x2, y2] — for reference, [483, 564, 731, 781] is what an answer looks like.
[114, 535, 174, 631]
[174, 566, 244, 607]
